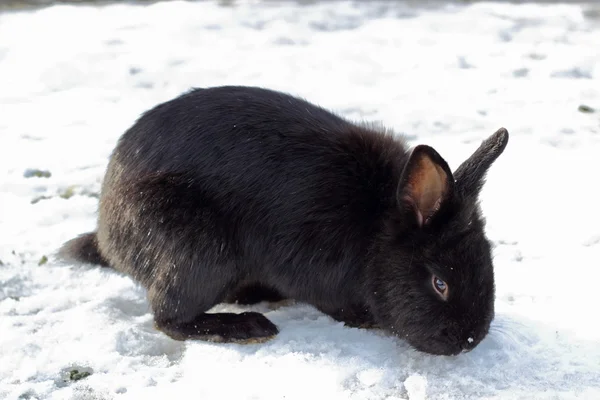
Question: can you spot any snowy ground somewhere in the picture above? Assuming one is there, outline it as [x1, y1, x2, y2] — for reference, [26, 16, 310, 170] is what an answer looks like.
[1, 1, 600, 399]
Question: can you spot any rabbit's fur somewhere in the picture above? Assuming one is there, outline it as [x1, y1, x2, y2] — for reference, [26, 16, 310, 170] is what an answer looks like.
[59, 86, 508, 356]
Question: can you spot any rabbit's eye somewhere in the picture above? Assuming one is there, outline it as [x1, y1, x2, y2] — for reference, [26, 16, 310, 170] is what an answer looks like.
[432, 276, 449, 300]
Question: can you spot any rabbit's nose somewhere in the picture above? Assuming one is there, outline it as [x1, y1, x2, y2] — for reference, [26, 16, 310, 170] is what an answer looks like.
[461, 335, 477, 351]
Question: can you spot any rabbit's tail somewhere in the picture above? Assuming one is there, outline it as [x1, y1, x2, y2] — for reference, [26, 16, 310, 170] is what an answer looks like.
[58, 232, 110, 267]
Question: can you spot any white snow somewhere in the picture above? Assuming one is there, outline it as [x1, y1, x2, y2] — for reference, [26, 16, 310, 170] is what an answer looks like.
[1, 1, 600, 399]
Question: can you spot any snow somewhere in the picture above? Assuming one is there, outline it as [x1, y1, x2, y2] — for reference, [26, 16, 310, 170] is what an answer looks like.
[1, 1, 599, 399]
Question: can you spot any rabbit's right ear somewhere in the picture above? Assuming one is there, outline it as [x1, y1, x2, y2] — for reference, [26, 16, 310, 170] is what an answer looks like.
[453, 127, 509, 198]
[397, 145, 455, 227]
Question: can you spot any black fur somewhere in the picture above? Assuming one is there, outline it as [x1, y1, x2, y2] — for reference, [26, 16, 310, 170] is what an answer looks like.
[58, 86, 508, 356]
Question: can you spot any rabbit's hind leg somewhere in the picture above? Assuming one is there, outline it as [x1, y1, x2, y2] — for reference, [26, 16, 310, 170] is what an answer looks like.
[118, 172, 279, 343]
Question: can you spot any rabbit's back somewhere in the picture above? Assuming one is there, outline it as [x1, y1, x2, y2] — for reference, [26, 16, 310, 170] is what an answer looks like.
[100, 86, 408, 304]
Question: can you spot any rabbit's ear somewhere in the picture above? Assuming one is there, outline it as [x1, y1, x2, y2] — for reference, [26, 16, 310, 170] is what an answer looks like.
[454, 128, 509, 198]
[398, 145, 454, 227]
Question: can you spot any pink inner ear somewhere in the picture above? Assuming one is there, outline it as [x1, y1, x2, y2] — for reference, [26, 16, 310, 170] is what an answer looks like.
[403, 152, 449, 226]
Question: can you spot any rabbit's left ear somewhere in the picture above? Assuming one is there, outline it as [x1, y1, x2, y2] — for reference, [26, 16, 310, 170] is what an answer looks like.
[397, 145, 455, 227]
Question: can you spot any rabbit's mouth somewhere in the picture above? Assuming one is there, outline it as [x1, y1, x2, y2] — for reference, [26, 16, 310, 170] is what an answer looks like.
[409, 336, 474, 356]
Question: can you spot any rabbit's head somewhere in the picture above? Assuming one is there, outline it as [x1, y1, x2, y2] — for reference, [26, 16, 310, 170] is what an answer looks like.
[370, 128, 509, 356]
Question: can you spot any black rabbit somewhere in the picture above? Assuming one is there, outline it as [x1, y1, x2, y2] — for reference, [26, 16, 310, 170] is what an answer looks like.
[58, 86, 508, 356]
